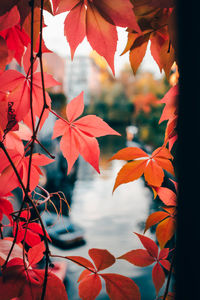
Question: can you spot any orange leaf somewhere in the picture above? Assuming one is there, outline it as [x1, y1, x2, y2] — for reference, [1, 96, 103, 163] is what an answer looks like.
[101, 273, 141, 300]
[89, 248, 115, 272]
[156, 217, 176, 249]
[129, 33, 150, 74]
[113, 160, 147, 192]
[110, 147, 148, 161]
[144, 211, 169, 233]
[155, 186, 177, 206]
[144, 159, 164, 187]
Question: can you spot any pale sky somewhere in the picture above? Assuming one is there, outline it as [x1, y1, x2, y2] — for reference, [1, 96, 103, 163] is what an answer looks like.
[43, 11, 163, 79]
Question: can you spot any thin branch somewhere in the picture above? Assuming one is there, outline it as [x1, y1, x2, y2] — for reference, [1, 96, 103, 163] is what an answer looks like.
[163, 252, 175, 300]
[50, 254, 96, 274]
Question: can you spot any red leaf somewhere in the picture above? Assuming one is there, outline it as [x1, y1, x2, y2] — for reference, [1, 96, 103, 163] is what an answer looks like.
[159, 248, 169, 260]
[0, 24, 30, 65]
[0, 37, 9, 71]
[101, 273, 141, 300]
[152, 262, 165, 294]
[73, 127, 100, 174]
[0, 196, 13, 222]
[79, 273, 102, 300]
[88, 248, 115, 272]
[74, 115, 120, 138]
[0, 267, 68, 299]
[159, 259, 171, 271]
[66, 91, 84, 122]
[134, 233, 158, 258]
[86, 2, 117, 75]
[65, 256, 95, 271]
[0, 6, 19, 32]
[27, 241, 45, 266]
[52, 92, 119, 174]
[0, 148, 54, 193]
[93, 0, 140, 31]
[64, 2, 86, 59]
[118, 249, 155, 267]
[78, 269, 92, 283]
[0, 46, 60, 124]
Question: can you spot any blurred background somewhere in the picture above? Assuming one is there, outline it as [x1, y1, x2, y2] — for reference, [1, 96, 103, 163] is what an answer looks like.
[7, 12, 177, 299]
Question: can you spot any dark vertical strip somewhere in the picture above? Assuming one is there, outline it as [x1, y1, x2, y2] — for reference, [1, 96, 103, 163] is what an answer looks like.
[176, 0, 200, 299]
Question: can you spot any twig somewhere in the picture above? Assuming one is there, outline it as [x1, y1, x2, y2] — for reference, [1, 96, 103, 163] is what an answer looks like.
[163, 253, 175, 300]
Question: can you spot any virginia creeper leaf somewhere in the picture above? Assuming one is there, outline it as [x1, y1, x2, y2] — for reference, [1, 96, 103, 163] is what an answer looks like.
[88, 248, 116, 272]
[101, 273, 141, 300]
[52, 91, 120, 174]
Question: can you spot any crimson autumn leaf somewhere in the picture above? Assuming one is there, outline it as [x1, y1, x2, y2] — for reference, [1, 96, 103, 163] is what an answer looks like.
[13, 210, 51, 247]
[100, 273, 141, 300]
[53, 0, 140, 74]
[0, 23, 31, 66]
[0, 45, 60, 127]
[66, 248, 140, 300]
[0, 190, 13, 225]
[118, 233, 171, 295]
[0, 147, 54, 194]
[52, 91, 120, 174]
[0, 258, 68, 300]
[27, 241, 45, 267]
[110, 146, 174, 191]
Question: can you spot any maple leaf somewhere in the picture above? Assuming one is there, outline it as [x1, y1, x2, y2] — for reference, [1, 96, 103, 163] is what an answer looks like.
[0, 193, 13, 224]
[118, 233, 171, 295]
[65, 248, 140, 300]
[0, 45, 60, 127]
[110, 146, 174, 191]
[52, 91, 120, 174]
[53, 0, 140, 74]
